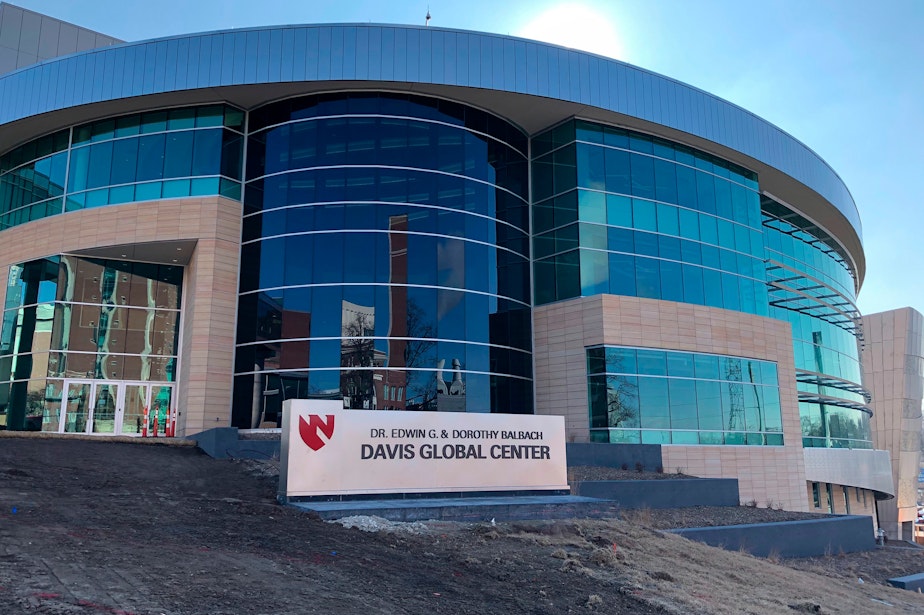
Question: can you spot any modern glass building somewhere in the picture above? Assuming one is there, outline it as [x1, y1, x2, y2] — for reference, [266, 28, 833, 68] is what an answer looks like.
[0, 3, 895, 511]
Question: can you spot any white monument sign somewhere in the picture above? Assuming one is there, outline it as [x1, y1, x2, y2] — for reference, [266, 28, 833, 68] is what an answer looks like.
[279, 400, 569, 498]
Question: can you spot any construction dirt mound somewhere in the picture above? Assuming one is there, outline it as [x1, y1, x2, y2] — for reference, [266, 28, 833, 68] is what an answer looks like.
[1, 437, 924, 614]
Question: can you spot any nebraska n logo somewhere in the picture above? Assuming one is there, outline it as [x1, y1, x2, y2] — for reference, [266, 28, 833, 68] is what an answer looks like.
[299, 414, 335, 451]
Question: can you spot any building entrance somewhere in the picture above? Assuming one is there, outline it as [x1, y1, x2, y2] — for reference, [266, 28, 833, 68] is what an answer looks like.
[58, 380, 174, 436]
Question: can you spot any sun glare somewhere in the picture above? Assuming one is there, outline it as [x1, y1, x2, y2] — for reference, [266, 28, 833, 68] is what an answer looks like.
[516, 2, 624, 61]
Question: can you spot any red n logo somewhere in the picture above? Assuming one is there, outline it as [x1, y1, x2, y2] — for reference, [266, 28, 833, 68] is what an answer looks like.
[298, 414, 335, 451]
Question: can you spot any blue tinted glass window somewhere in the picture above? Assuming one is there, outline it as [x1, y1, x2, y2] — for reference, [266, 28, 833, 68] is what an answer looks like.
[635, 232, 658, 257]
[86, 142, 114, 189]
[681, 265, 704, 305]
[656, 203, 679, 236]
[666, 352, 695, 377]
[635, 256, 660, 299]
[577, 144, 606, 191]
[580, 250, 608, 296]
[604, 148, 630, 195]
[678, 207, 699, 240]
[696, 380, 723, 430]
[556, 250, 580, 299]
[653, 159, 678, 204]
[609, 252, 636, 296]
[607, 227, 634, 253]
[137, 134, 166, 182]
[660, 260, 683, 302]
[722, 273, 740, 311]
[606, 347, 637, 374]
[587, 346, 606, 374]
[714, 178, 732, 220]
[629, 153, 655, 199]
[658, 235, 681, 261]
[680, 240, 701, 264]
[636, 349, 666, 375]
[669, 378, 698, 430]
[699, 215, 718, 245]
[695, 171, 716, 215]
[632, 199, 656, 232]
[578, 189, 606, 223]
[702, 268, 723, 308]
[675, 165, 698, 211]
[110, 139, 139, 186]
[164, 132, 194, 179]
[638, 376, 670, 429]
[606, 194, 632, 227]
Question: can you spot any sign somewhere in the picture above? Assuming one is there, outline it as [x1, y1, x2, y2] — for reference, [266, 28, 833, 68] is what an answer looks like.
[279, 400, 568, 498]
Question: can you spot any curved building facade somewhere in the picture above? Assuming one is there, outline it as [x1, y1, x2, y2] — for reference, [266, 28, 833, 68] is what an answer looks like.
[0, 8, 893, 510]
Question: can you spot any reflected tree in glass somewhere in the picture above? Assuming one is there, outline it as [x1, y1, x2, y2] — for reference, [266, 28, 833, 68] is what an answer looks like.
[604, 374, 639, 427]
[340, 309, 376, 409]
[403, 299, 437, 411]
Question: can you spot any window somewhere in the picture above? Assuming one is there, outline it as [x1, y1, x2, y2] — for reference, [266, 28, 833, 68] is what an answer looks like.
[812, 482, 821, 508]
[588, 346, 781, 446]
[234, 92, 532, 424]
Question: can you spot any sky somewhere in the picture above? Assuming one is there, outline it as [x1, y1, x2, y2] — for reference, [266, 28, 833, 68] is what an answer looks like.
[9, 0, 923, 316]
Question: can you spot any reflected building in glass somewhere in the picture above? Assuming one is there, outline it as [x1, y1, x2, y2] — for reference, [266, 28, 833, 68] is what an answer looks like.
[0, 6, 896, 512]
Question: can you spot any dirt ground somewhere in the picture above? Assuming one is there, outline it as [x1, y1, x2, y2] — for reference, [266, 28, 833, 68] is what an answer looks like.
[1, 438, 924, 615]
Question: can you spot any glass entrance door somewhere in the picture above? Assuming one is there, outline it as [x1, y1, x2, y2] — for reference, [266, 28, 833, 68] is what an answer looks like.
[58, 380, 174, 435]
[149, 384, 173, 436]
[122, 384, 148, 435]
[60, 380, 122, 434]
[61, 380, 92, 433]
[90, 383, 120, 434]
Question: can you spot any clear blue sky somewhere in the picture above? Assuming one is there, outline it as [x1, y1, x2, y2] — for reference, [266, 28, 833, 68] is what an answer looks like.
[11, 0, 923, 316]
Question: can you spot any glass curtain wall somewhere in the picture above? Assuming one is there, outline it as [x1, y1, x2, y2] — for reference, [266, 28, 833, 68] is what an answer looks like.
[0, 105, 245, 230]
[532, 119, 767, 313]
[234, 92, 532, 427]
[0, 256, 181, 431]
[762, 197, 872, 448]
[587, 346, 783, 445]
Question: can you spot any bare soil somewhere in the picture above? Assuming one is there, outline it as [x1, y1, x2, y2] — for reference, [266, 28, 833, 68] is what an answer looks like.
[1, 437, 923, 615]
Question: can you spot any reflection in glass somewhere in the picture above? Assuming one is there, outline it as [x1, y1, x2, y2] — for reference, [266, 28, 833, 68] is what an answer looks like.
[0, 255, 181, 432]
[123, 384, 147, 435]
[763, 198, 870, 448]
[235, 92, 532, 425]
[150, 385, 172, 436]
[0, 106, 243, 232]
[588, 346, 783, 446]
[90, 383, 119, 433]
[63, 382, 91, 433]
[533, 119, 766, 316]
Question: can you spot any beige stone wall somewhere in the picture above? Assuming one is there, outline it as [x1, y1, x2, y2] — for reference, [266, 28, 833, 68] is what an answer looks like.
[862, 307, 924, 539]
[533, 294, 808, 511]
[0, 197, 242, 436]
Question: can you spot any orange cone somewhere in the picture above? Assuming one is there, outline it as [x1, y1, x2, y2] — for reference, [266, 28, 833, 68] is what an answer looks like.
[142, 406, 149, 438]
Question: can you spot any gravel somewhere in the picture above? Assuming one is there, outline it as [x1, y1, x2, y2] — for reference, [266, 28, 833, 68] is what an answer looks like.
[331, 515, 433, 533]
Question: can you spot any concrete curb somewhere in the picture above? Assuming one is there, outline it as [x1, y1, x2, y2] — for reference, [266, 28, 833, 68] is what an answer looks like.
[0, 431, 196, 446]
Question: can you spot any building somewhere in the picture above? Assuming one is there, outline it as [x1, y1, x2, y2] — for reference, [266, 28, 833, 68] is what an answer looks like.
[0, 3, 896, 511]
[862, 308, 924, 540]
